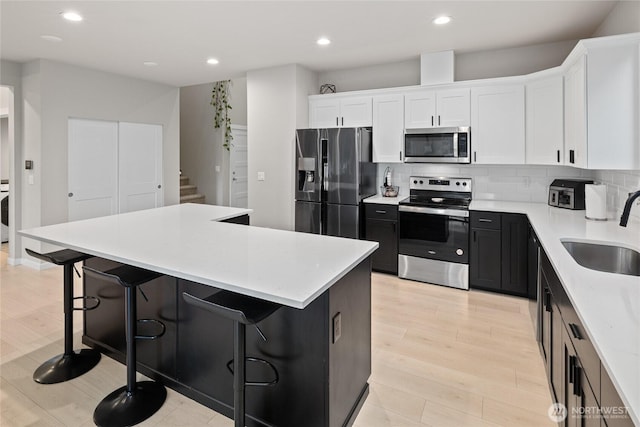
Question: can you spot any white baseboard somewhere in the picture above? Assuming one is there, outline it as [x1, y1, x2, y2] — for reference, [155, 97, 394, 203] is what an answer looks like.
[18, 258, 56, 270]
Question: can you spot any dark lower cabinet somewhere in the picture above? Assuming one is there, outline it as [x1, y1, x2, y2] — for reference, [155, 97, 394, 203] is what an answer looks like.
[470, 211, 528, 296]
[83, 255, 372, 427]
[469, 227, 501, 290]
[365, 204, 398, 274]
[501, 214, 528, 294]
[539, 249, 634, 427]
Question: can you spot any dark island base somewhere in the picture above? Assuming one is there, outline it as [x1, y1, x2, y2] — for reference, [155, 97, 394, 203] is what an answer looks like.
[82, 256, 372, 427]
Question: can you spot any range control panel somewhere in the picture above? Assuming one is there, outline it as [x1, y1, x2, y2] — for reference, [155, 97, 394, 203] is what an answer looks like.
[409, 176, 472, 192]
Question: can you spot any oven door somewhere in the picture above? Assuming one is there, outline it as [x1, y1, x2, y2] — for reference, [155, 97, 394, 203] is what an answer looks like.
[398, 206, 469, 264]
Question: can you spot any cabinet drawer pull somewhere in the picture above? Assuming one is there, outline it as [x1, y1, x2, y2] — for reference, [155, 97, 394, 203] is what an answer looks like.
[478, 218, 493, 223]
[569, 323, 583, 340]
[474, 151, 477, 163]
[573, 365, 582, 396]
[438, 115, 441, 126]
[569, 355, 576, 384]
[375, 210, 387, 214]
[544, 289, 552, 312]
[431, 116, 434, 126]
[557, 150, 560, 163]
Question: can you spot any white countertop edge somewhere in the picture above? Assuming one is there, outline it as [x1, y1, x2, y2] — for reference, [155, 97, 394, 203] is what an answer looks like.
[363, 195, 404, 205]
[470, 200, 640, 424]
[23, 232, 378, 310]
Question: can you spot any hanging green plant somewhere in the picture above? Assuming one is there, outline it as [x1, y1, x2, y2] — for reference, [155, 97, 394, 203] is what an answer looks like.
[210, 80, 233, 150]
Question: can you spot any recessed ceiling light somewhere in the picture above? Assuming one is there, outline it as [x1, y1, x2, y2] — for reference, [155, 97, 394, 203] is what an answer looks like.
[40, 35, 63, 43]
[143, 61, 158, 67]
[206, 58, 220, 65]
[433, 16, 452, 25]
[317, 37, 331, 46]
[61, 11, 83, 22]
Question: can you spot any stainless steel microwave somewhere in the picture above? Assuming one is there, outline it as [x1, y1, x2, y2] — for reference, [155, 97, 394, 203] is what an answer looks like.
[404, 126, 471, 164]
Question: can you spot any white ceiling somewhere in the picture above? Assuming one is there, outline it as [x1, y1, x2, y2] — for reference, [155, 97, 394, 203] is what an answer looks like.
[0, 1, 618, 88]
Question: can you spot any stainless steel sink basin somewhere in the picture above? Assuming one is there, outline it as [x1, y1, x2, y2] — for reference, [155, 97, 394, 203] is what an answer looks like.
[562, 240, 640, 277]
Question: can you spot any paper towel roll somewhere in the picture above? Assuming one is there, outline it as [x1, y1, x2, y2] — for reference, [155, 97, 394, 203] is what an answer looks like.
[585, 184, 607, 221]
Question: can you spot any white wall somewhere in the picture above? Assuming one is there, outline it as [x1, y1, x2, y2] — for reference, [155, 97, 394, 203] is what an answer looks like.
[247, 64, 317, 230]
[592, 1, 640, 37]
[180, 78, 247, 206]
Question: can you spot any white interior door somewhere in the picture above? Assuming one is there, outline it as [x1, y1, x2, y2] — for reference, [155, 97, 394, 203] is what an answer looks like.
[68, 118, 118, 221]
[229, 125, 248, 208]
[118, 122, 163, 213]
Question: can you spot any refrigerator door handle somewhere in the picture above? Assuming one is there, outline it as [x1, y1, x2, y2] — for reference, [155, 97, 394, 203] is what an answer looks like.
[323, 162, 329, 193]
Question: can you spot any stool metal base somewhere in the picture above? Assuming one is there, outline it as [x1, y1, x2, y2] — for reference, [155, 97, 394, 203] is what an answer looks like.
[93, 381, 166, 427]
[33, 349, 101, 384]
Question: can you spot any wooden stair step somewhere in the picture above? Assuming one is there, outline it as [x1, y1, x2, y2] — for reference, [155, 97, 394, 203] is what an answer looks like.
[180, 184, 198, 196]
[180, 176, 189, 185]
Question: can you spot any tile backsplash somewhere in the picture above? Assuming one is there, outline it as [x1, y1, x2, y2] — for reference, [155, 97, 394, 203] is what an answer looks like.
[378, 164, 640, 221]
[592, 170, 640, 221]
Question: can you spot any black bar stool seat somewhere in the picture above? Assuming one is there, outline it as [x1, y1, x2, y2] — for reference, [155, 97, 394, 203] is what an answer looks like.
[183, 290, 281, 427]
[26, 248, 101, 384]
[83, 265, 167, 427]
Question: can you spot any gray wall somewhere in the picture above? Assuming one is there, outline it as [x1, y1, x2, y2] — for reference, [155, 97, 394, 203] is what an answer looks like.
[592, 1, 640, 37]
[180, 78, 247, 206]
[247, 64, 317, 230]
[317, 39, 579, 93]
[13, 59, 181, 261]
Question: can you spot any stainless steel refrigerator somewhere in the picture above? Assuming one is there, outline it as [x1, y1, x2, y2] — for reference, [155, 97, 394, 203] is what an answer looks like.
[295, 127, 376, 239]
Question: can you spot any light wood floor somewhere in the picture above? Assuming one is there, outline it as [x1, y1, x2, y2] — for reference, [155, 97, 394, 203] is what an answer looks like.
[0, 243, 555, 426]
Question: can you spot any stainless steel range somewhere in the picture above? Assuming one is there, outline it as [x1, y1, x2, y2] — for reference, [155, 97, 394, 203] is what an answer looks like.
[398, 177, 472, 290]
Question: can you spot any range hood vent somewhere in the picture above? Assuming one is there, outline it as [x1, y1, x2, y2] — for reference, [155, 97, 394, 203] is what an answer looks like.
[420, 50, 455, 85]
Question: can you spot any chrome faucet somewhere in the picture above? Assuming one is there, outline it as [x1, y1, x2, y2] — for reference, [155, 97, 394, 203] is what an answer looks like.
[619, 190, 640, 227]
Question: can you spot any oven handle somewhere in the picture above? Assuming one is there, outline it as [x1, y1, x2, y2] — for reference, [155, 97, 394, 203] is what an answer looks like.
[399, 205, 469, 218]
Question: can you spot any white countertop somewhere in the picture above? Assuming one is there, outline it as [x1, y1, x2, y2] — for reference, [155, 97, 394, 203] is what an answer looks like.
[363, 195, 404, 205]
[471, 200, 640, 424]
[19, 203, 378, 309]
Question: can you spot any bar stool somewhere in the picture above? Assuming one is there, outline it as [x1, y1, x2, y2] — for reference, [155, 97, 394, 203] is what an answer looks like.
[83, 265, 167, 427]
[183, 290, 281, 427]
[25, 248, 101, 384]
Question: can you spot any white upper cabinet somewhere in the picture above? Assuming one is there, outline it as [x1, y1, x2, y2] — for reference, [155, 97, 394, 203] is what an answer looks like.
[404, 88, 469, 128]
[564, 55, 587, 168]
[372, 94, 404, 163]
[309, 96, 372, 128]
[526, 74, 564, 165]
[564, 36, 640, 170]
[471, 84, 525, 164]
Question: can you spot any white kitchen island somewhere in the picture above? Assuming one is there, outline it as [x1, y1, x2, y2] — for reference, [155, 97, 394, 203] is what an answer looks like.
[20, 203, 378, 427]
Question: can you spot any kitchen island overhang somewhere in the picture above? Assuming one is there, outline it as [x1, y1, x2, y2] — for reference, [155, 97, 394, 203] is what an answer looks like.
[19, 203, 378, 427]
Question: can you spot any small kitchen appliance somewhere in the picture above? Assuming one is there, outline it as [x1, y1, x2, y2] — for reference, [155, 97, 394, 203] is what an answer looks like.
[398, 177, 472, 290]
[548, 179, 594, 210]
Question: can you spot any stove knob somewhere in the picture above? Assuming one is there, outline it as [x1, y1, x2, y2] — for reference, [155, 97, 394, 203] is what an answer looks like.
[456, 181, 460, 186]
[413, 180, 418, 184]
[456, 249, 464, 256]
[419, 180, 424, 184]
[462, 182, 467, 186]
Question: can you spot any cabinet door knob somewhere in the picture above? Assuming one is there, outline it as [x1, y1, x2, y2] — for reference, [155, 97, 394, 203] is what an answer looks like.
[68, 192, 74, 197]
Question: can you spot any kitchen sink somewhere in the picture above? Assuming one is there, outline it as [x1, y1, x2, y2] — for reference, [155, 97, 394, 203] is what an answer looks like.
[561, 240, 640, 277]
